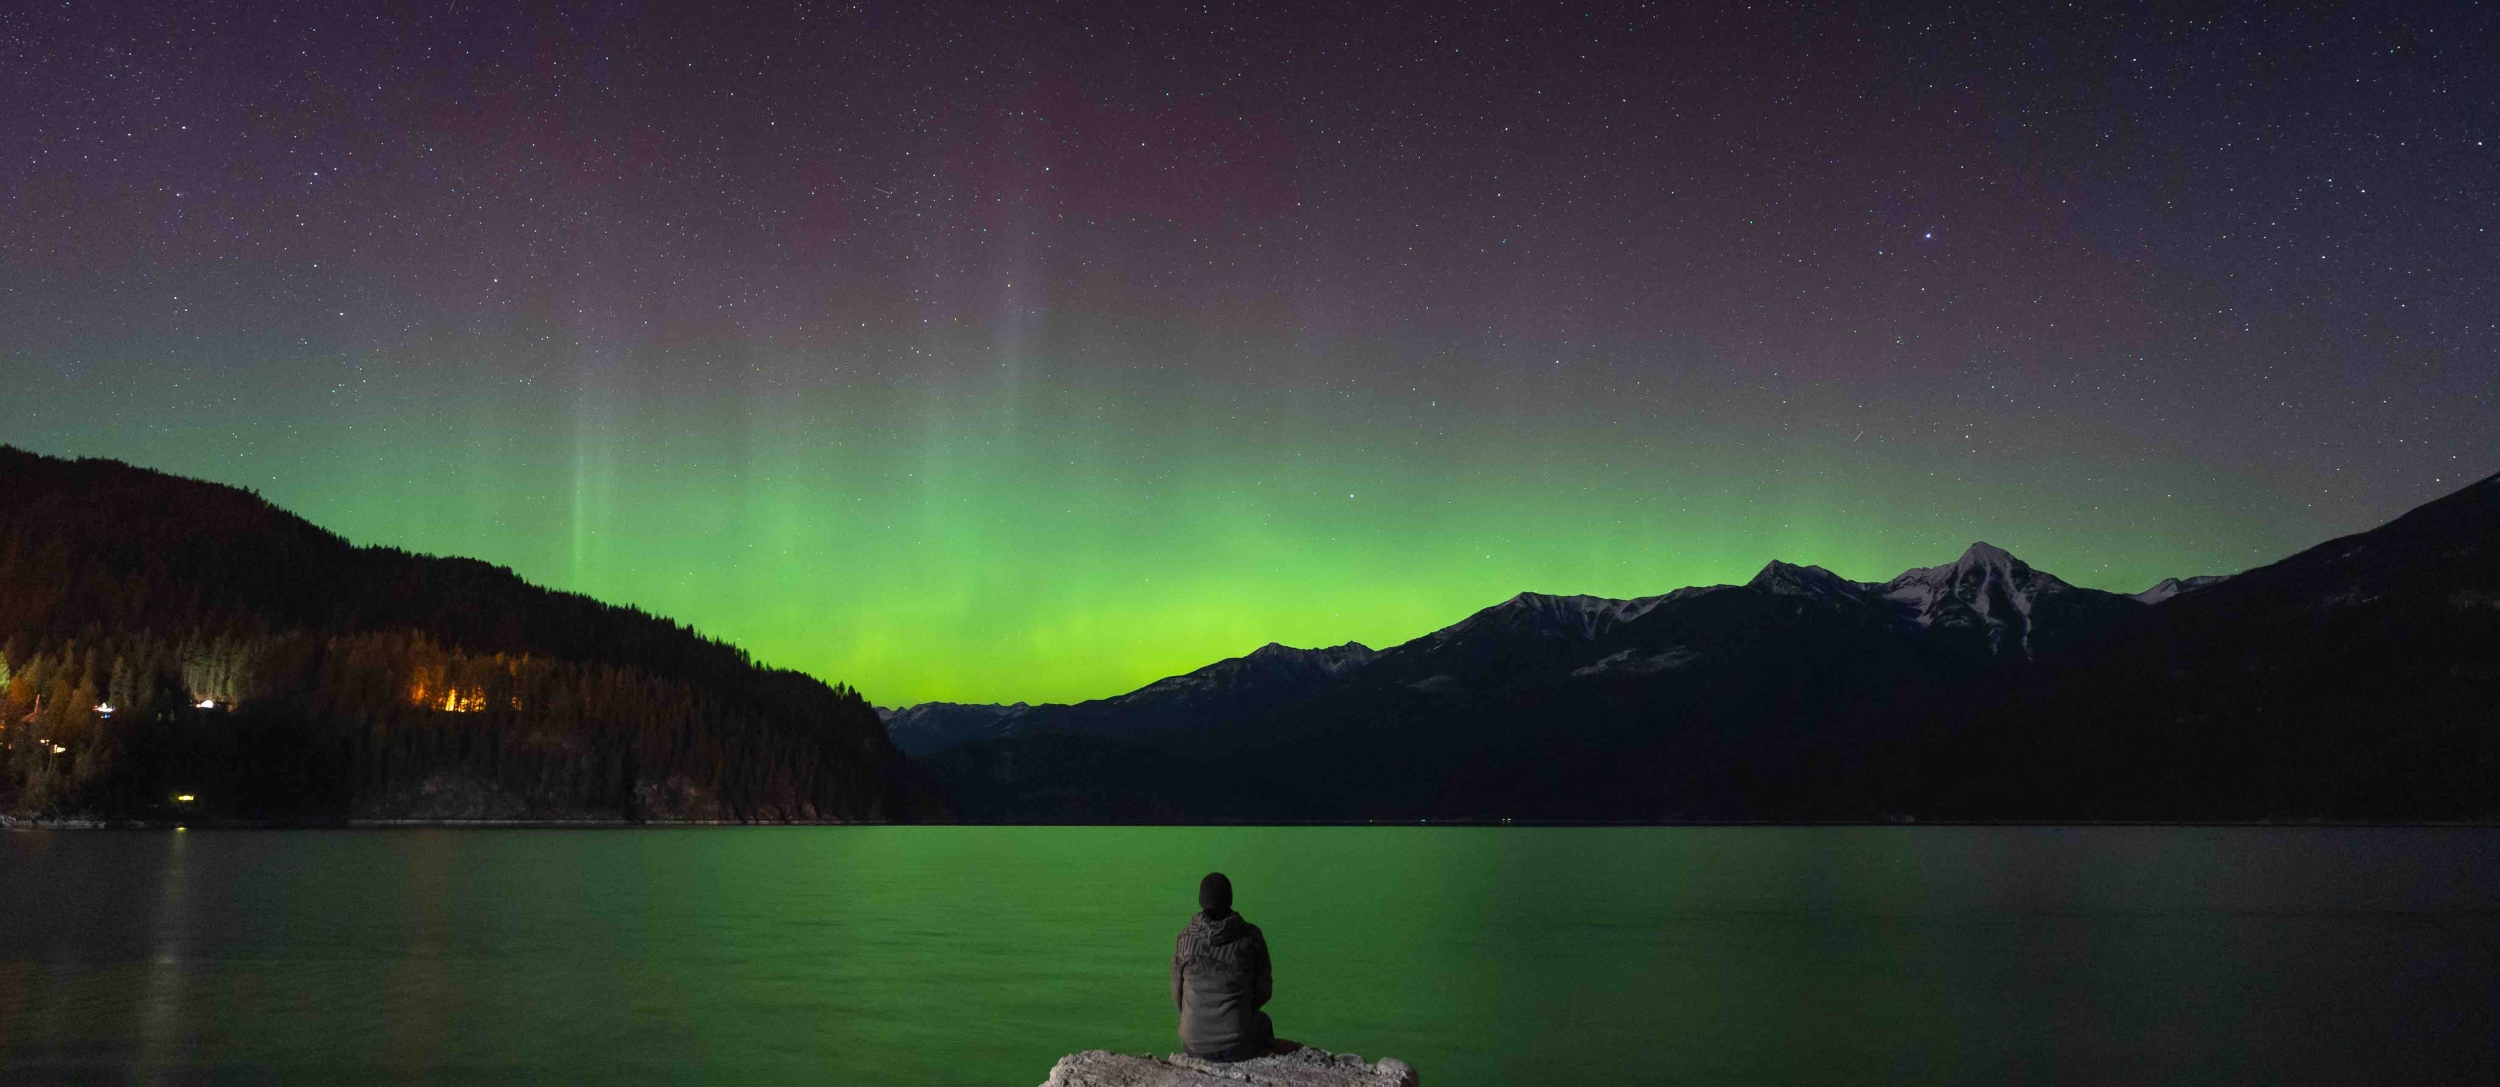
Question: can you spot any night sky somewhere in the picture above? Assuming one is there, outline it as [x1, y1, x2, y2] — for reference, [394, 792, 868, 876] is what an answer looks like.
[5, 1, 2494, 705]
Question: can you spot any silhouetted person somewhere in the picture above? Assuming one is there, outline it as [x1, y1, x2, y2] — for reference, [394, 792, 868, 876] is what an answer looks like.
[1172, 871, 1274, 1061]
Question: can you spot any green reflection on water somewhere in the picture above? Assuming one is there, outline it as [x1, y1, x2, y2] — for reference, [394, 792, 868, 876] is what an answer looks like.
[2, 826, 2497, 1086]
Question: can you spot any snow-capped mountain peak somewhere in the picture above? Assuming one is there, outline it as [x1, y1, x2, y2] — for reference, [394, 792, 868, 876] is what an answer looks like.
[1886, 542, 2068, 595]
[1746, 560, 1879, 605]
[1437, 591, 1669, 645]
[1955, 540, 2018, 570]
[1240, 641, 1379, 676]
[1880, 542, 2077, 654]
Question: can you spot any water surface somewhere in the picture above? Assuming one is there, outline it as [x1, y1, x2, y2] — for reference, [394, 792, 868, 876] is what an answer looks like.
[3, 826, 2495, 1084]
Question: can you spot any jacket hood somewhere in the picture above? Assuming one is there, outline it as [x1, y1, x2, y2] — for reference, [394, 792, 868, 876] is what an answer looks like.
[1184, 909, 1252, 947]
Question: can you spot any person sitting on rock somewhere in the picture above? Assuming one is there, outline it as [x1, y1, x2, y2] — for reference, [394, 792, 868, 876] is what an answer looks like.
[1172, 871, 1274, 1061]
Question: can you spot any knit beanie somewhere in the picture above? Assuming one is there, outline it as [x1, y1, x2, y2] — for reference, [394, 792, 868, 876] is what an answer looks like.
[1198, 871, 1233, 917]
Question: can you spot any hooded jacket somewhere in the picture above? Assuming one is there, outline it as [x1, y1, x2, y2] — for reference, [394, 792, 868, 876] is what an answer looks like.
[1170, 909, 1273, 1058]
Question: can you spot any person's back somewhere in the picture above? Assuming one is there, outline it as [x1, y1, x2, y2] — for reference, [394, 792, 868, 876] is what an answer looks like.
[1171, 872, 1273, 1061]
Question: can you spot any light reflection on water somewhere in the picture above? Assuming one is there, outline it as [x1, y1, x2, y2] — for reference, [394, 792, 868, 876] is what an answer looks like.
[2, 826, 2496, 1085]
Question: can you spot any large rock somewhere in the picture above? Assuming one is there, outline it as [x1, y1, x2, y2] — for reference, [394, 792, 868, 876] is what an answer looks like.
[1041, 1042, 1417, 1087]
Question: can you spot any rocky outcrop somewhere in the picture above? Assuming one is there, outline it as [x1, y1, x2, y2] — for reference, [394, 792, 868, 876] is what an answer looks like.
[1042, 1043, 1417, 1087]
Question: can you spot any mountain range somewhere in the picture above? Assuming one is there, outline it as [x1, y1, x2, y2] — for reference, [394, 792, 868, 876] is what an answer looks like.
[913, 473, 2500, 822]
[8, 443, 2492, 825]
[886, 542, 2195, 759]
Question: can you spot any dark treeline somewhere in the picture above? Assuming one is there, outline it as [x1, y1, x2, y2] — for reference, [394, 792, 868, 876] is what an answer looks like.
[0, 447, 940, 822]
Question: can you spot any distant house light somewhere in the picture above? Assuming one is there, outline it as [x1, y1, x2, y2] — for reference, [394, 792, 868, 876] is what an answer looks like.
[414, 684, 490, 713]
[196, 699, 216, 709]
[51, 744, 67, 754]
[175, 794, 196, 803]
[95, 703, 114, 715]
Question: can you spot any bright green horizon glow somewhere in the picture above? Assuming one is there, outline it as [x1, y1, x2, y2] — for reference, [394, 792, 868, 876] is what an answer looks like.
[11, 324, 2322, 706]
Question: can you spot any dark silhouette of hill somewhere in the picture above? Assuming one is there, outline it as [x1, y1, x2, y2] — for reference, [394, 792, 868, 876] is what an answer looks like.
[882, 642, 1376, 756]
[931, 474, 2499, 822]
[0, 446, 939, 823]
[882, 701, 1038, 757]
[1898, 471, 2500, 821]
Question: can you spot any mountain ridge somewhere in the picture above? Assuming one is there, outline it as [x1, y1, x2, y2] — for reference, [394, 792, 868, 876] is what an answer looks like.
[925, 473, 2500, 821]
[892, 540, 2201, 755]
[881, 641, 1379, 756]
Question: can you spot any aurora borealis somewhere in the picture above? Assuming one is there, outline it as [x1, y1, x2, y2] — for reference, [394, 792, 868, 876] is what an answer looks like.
[5, 2, 2494, 705]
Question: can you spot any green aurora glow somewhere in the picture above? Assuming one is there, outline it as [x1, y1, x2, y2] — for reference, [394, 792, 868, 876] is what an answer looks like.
[10, 318, 2320, 706]
[10, 4, 2493, 707]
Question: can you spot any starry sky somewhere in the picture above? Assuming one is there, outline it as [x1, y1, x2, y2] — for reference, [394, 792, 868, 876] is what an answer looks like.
[4, 1, 2494, 705]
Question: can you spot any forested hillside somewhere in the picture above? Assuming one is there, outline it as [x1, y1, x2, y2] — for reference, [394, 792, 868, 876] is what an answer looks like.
[0, 447, 939, 823]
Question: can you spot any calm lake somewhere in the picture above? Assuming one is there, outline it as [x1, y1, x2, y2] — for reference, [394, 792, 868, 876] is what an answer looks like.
[3, 826, 2495, 1085]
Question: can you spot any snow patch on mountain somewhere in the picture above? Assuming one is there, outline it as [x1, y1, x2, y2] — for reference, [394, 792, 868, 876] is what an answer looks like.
[2133, 574, 2231, 604]
[1570, 645, 1701, 677]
